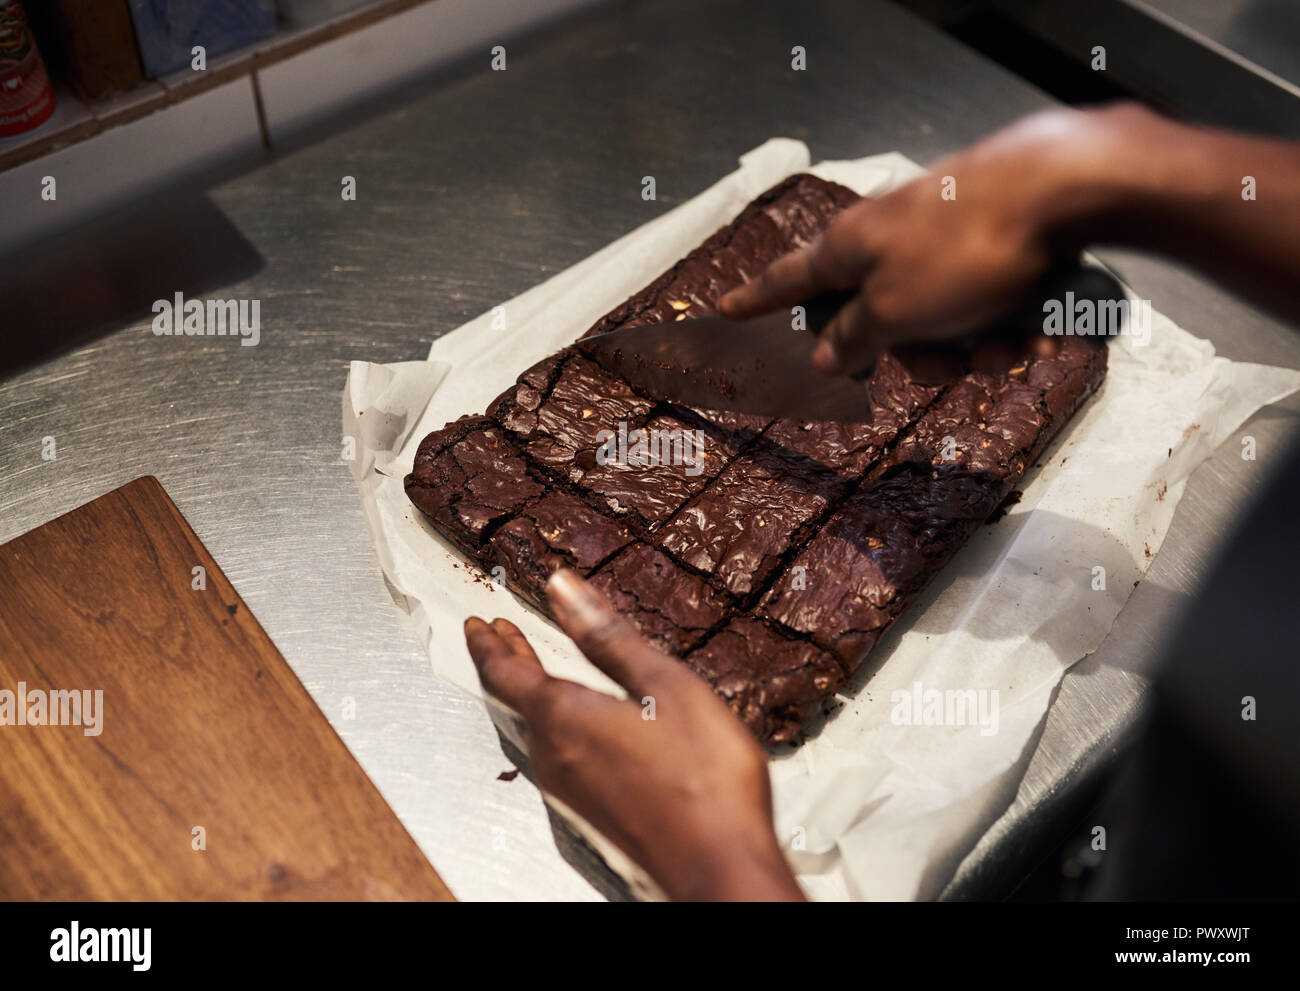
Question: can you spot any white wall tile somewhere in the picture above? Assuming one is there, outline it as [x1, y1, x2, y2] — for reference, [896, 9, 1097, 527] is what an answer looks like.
[0, 77, 262, 253]
[257, 0, 605, 140]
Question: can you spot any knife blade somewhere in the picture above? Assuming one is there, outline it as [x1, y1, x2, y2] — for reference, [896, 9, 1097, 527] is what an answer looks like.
[576, 293, 870, 422]
[575, 261, 1126, 423]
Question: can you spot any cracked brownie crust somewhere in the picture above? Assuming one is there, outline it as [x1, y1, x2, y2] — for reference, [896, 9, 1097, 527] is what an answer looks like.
[685, 618, 845, 743]
[405, 173, 1108, 743]
[587, 543, 731, 657]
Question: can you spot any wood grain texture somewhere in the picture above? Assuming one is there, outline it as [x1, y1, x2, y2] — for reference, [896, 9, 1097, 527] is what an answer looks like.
[0, 476, 453, 901]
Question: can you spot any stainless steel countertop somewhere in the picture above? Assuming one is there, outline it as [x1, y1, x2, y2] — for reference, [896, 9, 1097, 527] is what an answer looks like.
[1138, 0, 1300, 86]
[3, 0, 1297, 901]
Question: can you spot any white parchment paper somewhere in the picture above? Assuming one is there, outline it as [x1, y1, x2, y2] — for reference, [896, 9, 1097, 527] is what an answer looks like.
[343, 140, 1300, 900]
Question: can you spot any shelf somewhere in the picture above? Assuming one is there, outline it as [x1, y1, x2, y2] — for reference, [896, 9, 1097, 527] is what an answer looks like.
[0, 0, 436, 175]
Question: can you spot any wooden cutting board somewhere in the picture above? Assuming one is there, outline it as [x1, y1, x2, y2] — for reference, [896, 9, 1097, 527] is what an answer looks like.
[0, 476, 453, 900]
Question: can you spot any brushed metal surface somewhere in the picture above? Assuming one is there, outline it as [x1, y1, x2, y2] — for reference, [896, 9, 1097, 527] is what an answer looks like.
[2, 0, 1296, 900]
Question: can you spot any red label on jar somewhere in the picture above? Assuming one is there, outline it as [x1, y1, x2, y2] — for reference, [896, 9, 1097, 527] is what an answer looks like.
[0, 1, 56, 138]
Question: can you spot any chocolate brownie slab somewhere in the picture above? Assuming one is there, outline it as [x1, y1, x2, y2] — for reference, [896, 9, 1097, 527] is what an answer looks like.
[486, 490, 636, 609]
[405, 416, 544, 557]
[406, 172, 1110, 744]
[656, 353, 941, 599]
[685, 617, 845, 743]
[659, 446, 844, 598]
[587, 543, 732, 657]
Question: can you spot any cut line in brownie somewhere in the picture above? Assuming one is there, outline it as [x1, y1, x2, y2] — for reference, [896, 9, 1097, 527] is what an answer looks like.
[760, 352, 941, 478]
[485, 489, 637, 610]
[761, 336, 1107, 671]
[654, 350, 945, 602]
[586, 543, 733, 657]
[496, 352, 657, 481]
[573, 413, 754, 534]
[879, 335, 1105, 480]
[658, 445, 845, 599]
[685, 617, 845, 744]
[759, 462, 996, 669]
[487, 350, 569, 437]
[405, 416, 545, 556]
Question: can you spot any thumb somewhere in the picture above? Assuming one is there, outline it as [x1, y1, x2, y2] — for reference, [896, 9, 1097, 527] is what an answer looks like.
[546, 570, 679, 695]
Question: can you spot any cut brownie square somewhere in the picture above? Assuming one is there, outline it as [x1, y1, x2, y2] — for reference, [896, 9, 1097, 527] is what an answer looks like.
[886, 373, 1037, 479]
[587, 543, 732, 657]
[486, 490, 636, 609]
[573, 414, 748, 533]
[685, 618, 845, 743]
[404, 416, 544, 556]
[658, 446, 844, 598]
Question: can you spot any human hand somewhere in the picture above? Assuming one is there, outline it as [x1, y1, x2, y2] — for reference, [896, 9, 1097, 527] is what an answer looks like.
[719, 105, 1142, 374]
[464, 570, 805, 901]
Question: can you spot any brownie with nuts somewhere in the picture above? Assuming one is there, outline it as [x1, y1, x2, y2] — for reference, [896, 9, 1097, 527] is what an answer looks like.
[486, 351, 569, 437]
[405, 172, 1109, 744]
[761, 352, 940, 478]
[762, 335, 1107, 670]
[494, 351, 656, 480]
[574, 414, 750, 534]
[759, 462, 995, 668]
[658, 446, 843, 599]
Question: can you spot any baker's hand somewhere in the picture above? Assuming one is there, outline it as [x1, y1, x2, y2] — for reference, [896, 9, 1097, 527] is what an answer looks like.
[718, 105, 1137, 375]
[463, 569, 805, 901]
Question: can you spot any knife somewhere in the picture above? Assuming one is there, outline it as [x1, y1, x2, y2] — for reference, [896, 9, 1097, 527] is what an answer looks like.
[576, 260, 1125, 423]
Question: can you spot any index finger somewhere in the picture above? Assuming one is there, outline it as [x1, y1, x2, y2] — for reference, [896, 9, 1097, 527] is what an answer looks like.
[718, 226, 866, 320]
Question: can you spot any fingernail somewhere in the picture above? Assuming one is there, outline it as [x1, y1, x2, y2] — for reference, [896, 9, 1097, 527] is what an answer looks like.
[812, 339, 841, 374]
[546, 570, 607, 631]
[464, 615, 486, 634]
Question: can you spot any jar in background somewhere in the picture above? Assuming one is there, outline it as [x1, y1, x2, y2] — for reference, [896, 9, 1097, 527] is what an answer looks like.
[0, 1, 56, 138]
